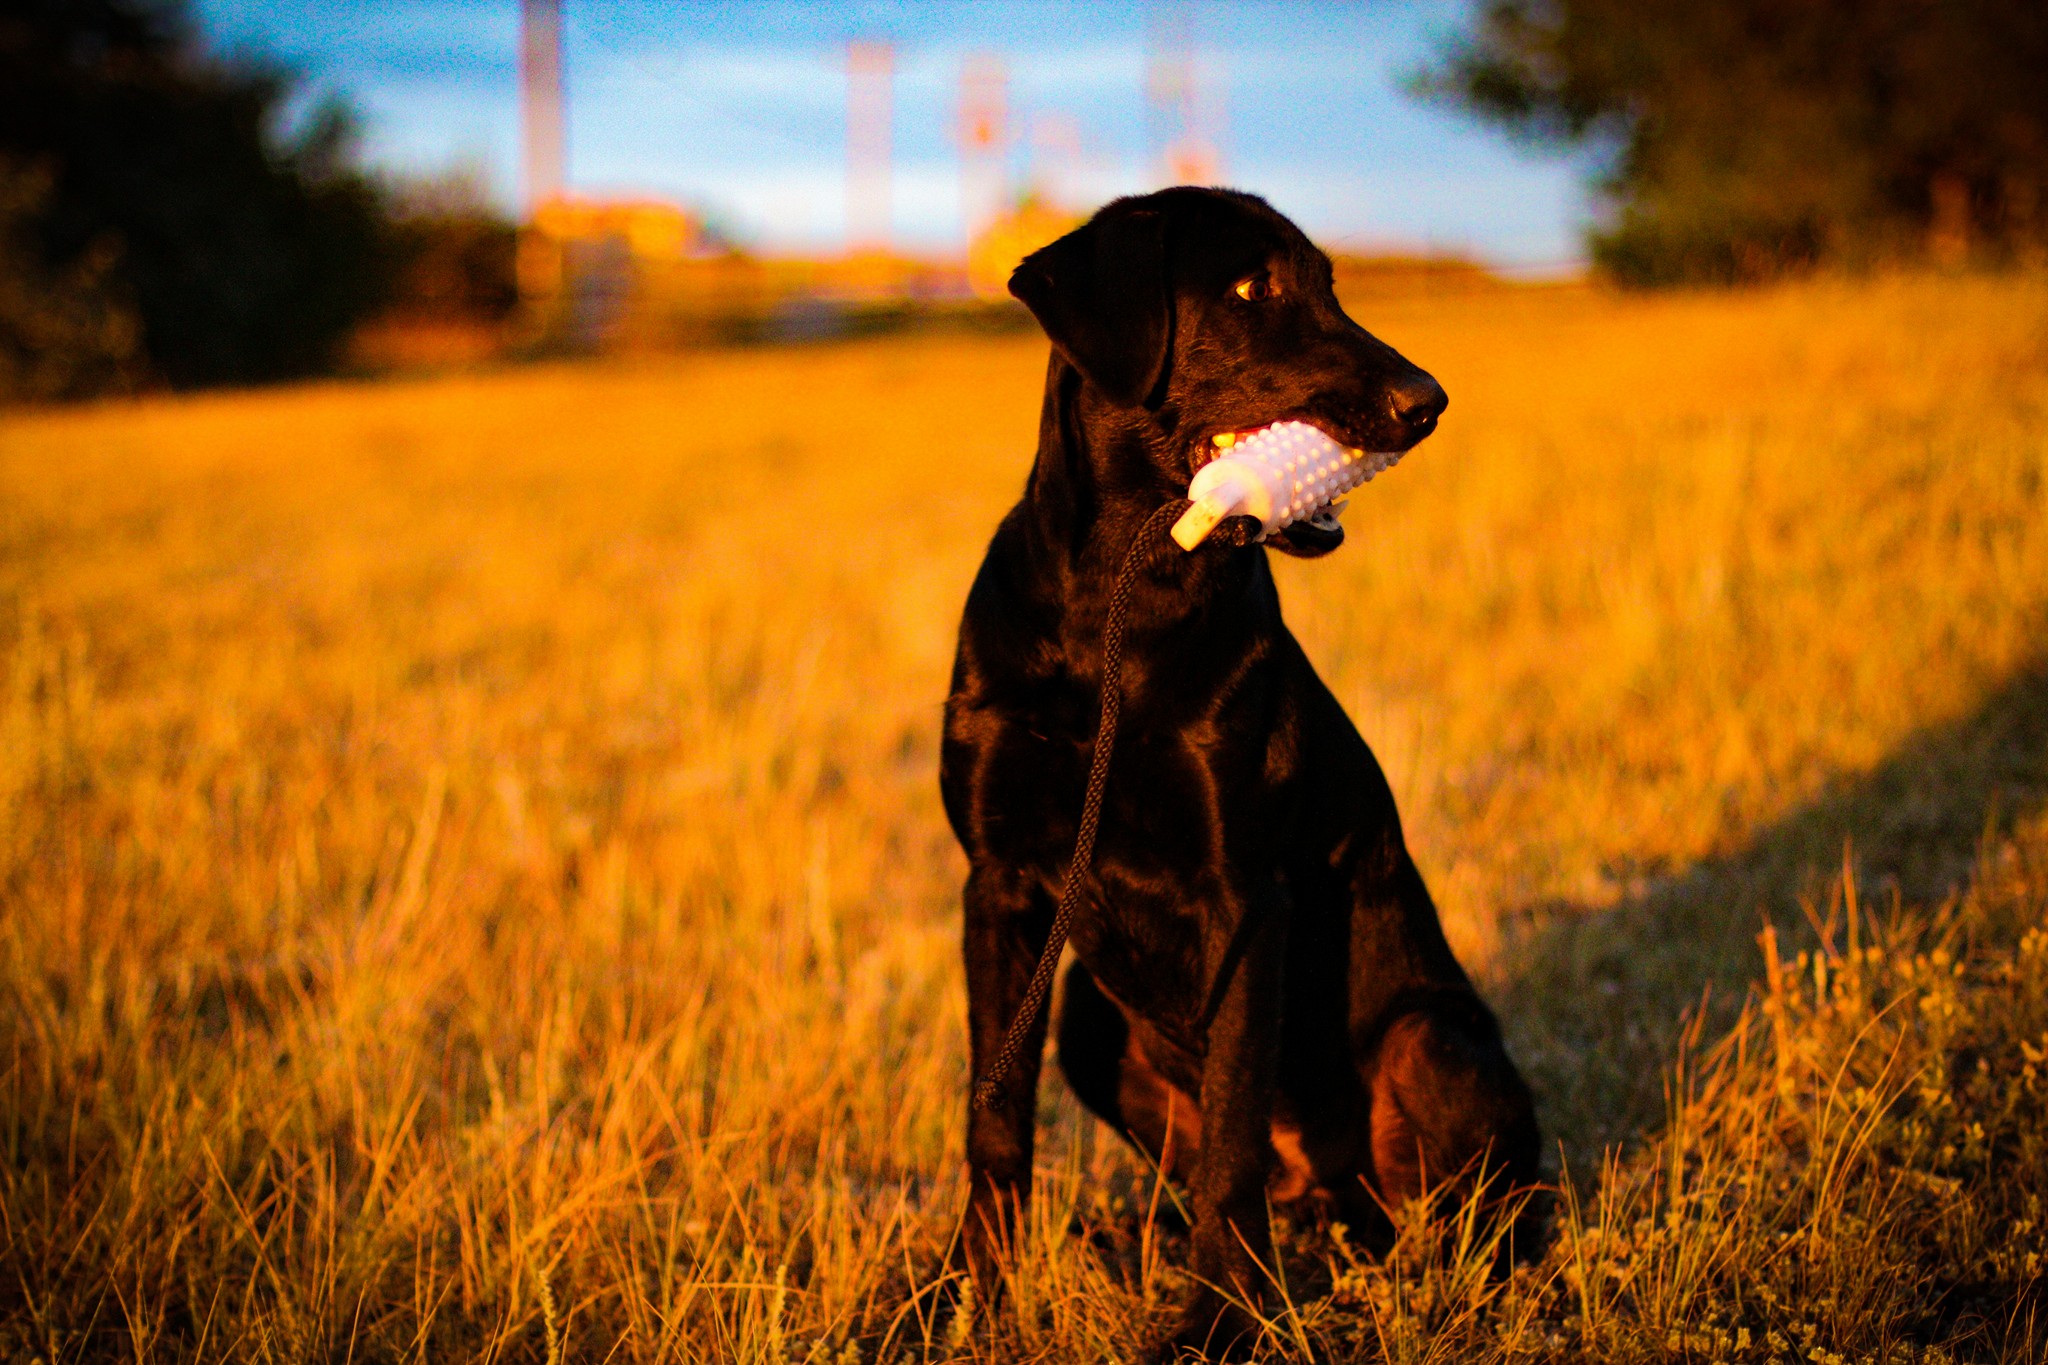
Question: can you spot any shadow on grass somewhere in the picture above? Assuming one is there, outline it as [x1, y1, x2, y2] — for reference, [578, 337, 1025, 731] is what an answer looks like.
[1499, 657, 2048, 1167]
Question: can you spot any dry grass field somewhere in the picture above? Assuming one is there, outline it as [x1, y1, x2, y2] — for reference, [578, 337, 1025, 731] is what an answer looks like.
[2, 272, 2046, 1362]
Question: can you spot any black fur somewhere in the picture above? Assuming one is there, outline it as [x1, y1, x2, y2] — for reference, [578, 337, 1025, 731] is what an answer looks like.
[941, 188, 1539, 1359]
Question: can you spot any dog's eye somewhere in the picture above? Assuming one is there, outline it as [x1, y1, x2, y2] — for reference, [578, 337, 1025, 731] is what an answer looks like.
[1234, 273, 1278, 302]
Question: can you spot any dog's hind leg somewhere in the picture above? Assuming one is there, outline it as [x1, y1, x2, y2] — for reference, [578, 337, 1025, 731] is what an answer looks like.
[1367, 1003, 1541, 1240]
[1056, 961, 1202, 1186]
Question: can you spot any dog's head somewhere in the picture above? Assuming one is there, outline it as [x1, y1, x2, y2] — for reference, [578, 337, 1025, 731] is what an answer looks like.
[1010, 188, 1446, 557]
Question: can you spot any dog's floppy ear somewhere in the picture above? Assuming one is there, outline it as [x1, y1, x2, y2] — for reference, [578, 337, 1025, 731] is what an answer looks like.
[1009, 209, 1171, 408]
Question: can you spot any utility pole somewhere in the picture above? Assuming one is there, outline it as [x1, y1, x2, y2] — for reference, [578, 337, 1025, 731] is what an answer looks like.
[1145, 4, 1218, 186]
[517, 0, 568, 309]
[957, 52, 1009, 249]
[520, 0, 566, 216]
[846, 40, 894, 252]
[1029, 111, 1083, 207]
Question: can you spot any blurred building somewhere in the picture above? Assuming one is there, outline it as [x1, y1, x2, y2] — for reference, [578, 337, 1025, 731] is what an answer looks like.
[516, 195, 993, 349]
[520, 197, 757, 348]
[966, 195, 1081, 301]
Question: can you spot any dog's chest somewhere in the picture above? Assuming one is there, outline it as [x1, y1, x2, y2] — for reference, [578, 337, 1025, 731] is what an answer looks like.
[971, 706, 1256, 871]
[981, 710, 1285, 1031]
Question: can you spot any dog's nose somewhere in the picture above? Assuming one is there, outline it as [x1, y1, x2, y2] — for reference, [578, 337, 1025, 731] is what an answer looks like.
[1389, 373, 1448, 432]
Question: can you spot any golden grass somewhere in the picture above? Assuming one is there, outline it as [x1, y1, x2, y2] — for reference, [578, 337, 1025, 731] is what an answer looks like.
[1, 272, 2045, 1361]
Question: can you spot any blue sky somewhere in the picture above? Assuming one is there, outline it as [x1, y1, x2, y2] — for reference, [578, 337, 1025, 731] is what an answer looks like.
[192, 0, 1592, 270]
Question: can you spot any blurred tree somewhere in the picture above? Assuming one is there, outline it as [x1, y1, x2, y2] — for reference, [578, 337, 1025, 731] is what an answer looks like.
[383, 171, 520, 327]
[0, 158, 141, 400]
[0, 0, 389, 397]
[1425, 0, 2048, 283]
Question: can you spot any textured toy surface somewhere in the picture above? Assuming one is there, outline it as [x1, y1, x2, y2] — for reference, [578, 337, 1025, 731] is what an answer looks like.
[1170, 421, 1404, 550]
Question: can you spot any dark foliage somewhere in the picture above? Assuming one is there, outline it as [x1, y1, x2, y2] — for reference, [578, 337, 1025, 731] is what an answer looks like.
[1425, 0, 2048, 283]
[382, 176, 520, 325]
[0, 0, 390, 398]
[0, 157, 141, 399]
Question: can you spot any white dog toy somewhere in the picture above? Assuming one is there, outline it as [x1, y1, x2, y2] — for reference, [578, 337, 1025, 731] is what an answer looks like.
[1170, 421, 1405, 551]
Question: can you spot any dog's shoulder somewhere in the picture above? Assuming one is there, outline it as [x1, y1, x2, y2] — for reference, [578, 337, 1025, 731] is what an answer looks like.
[950, 504, 1070, 693]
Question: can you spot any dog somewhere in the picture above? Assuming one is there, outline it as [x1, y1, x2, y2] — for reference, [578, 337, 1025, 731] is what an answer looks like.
[939, 187, 1540, 1357]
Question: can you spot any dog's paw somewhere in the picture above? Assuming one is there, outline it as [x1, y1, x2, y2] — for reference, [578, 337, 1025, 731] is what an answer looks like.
[1147, 1292, 1261, 1362]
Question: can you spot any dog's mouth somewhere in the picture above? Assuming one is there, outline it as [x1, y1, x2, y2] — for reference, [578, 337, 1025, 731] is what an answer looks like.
[1191, 423, 1412, 483]
[1189, 421, 1415, 558]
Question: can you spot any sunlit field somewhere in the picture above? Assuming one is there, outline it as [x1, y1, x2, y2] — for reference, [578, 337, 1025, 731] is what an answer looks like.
[3, 273, 2046, 1362]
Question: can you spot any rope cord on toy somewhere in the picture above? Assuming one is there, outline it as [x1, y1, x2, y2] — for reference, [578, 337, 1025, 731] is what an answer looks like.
[972, 496, 1216, 1112]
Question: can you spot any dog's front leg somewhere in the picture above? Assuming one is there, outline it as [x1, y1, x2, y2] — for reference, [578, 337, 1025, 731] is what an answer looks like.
[957, 861, 1054, 1293]
[1164, 886, 1288, 1361]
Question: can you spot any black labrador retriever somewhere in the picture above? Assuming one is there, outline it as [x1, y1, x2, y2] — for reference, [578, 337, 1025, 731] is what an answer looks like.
[940, 187, 1539, 1356]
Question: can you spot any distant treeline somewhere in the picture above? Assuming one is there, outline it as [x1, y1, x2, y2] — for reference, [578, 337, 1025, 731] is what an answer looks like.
[1429, 0, 2048, 284]
[11, 3, 2046, 400]
[0, 0, 515, 403]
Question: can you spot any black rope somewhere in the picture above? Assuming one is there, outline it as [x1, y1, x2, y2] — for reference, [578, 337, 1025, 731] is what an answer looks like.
[972, 497, 1205, 1112]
